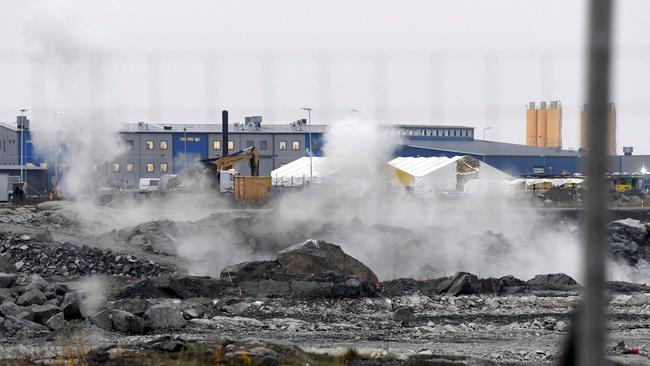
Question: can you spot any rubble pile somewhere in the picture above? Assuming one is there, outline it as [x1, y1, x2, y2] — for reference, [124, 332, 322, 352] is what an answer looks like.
[0, 237, 171, 278]
[118, 220, 200, 256]
[0, 203, 79, 229]
[608, 218, 650, 266]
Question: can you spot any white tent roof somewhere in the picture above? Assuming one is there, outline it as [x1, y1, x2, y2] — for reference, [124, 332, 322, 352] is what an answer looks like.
[271, 157, 327, 186]
[386, 156, 464, 178]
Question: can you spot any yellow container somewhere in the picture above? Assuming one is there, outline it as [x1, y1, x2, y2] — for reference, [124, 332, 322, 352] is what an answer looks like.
[234, 176, 272, 202]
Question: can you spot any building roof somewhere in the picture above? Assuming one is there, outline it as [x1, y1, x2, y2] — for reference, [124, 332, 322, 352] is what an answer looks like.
[393, 124, 474, 130]
[120, 122, 329, 134]
[386, 156, 464, 178]
[405, 139, 581, 157]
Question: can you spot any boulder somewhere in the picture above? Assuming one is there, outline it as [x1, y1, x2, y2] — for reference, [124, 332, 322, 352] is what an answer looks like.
[61, 292, 87, 320]
[31, 304, 60, 325]
[393, 306, 415, 324]
[114, 275, 230, 300]
[609, 219, 649, 243]
[111, 309, 145, 334]
[110, 298, 149, 316]
[19, 275, 50, 293]
[0, 301, 28, 318]
[45, 312, 65, 331]
[437, 272, 484, 296]
[526, 273, 578, 289]
[3, 315, 49, 336]
[277, 240, 378, 284]
[220, 261, 282, 283]
[180, 300, 209, 319]
[0, 288, 15, 303]
[17, 289, 46, 306]
[144, 303, 187, 330]
[90, 309, 112, 330]
[0, 255, 16, 273]
[0, 273, 17, 288]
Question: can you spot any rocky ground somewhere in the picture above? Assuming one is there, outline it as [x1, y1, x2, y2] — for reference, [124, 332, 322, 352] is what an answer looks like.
[1, 202, 650, 365]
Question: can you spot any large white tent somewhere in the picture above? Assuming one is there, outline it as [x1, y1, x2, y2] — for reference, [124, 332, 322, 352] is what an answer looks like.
[271, 157, 328, 187]
[386, 156, 511, 191]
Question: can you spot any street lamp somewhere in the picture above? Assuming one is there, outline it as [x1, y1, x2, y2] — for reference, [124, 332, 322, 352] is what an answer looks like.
[54, 112, 64, 188]
[483, 126, 492, 140]
[350, 109, 361, 121]
[301, 107, 313, 185]
[19, 108, 29, 189]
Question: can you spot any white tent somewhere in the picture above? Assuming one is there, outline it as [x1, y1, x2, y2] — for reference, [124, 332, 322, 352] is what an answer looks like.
[386, 156, 511, 192]
[271, 157, 328, 187]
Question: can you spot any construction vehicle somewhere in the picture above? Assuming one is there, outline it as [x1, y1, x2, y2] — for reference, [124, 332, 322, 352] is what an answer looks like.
[159, 110, 272, 203]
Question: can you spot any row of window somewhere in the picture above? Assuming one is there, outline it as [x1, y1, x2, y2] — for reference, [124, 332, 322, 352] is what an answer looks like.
[397, 128, 472, 137]
[125, 139, 301, 151]
[112, 163, 168, 173]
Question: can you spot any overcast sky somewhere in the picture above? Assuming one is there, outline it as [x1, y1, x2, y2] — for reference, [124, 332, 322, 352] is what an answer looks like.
[0, 0, 649, 153]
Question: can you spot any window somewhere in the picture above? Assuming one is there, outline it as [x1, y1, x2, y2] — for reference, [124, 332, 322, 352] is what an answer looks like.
[279, 141, 287, 150]
[160, 163, 168, 173]
[126, 140, 134, 150]
[194, 153, 201, 161]
[292, 140, 300, 150]
[260, 140, 268, 150]
[160, 140, 168, 150]
[228, 140, 234, 150]
[126, 163, 134, 173]
[112, 163, 120, 173]
[146, 163, 154, 173]
[179, 152, 186, 161]
[213, 140, 221, 150]
[246, 140, 254, 148]
[145, 140, 154, 150]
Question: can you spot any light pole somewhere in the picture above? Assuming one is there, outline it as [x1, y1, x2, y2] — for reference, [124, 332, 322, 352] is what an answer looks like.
[350, 108, 361, 121]
[183, 127, 187, 170]
[19, 109, 29, 188]
[301, 107, 313, 184]
[54, 112, 64, 189]
[483, 126, 492, 140]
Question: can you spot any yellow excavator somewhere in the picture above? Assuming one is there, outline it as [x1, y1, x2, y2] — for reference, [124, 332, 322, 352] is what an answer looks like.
[159, 145, 271, 202]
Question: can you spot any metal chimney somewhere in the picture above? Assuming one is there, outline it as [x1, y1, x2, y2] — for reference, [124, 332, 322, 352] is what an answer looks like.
[222, 110, 229, 158]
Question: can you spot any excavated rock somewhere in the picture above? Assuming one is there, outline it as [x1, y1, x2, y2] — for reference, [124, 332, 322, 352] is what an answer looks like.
[61, 292, 86, 320]
[16, 289, 46, 306]
[0, 238, 171, 278]
[0, 255, 16, 273]
[31, 304, 60, 325]
[0, 273, 17, 288]
[119, 220, 201, 256]
[90, 309, 112, 330]
[143, 303, 187, 330]
[277, 240, 378, 284]
[45, 312, 65, 330]
[111, 309, 145, 334]
[114, 275, 230, 300]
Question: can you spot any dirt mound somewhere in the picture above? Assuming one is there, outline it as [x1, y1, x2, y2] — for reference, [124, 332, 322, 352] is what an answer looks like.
[118, 220, 201, 256]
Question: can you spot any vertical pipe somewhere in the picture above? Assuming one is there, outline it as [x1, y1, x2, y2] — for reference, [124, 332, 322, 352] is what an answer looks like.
[222, 110, 229, 158]
[581, 0, 613, 365]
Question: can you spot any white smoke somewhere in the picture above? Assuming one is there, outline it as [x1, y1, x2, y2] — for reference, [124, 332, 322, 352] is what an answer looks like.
[23, 2, 125, 197]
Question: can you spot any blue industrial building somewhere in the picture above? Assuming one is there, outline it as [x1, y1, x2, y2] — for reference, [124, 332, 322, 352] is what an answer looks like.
[0, 115, 648, 196]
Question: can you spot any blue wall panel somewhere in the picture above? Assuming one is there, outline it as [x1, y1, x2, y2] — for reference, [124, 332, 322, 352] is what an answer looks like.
[395, 145, 583, 176]
[172, 133, 209, 173]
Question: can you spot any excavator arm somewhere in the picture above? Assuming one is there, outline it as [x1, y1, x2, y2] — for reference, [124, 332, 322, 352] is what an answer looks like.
[201, 145, 260, 177]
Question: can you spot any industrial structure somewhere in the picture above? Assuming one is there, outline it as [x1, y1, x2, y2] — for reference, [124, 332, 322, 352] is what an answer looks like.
[0, 113, 647, 197]
[581, 102, 617, 155]
[526, 101, 563, 148]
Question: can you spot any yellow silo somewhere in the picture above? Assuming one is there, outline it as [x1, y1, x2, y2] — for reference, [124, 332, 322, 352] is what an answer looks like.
[536, 102, 548, 147]
[526, 102, 538, 147]
[546, 100, 562, 148]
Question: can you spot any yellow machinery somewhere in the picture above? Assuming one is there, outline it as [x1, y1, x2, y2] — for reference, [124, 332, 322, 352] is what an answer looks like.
[160, 146, 271, 202]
